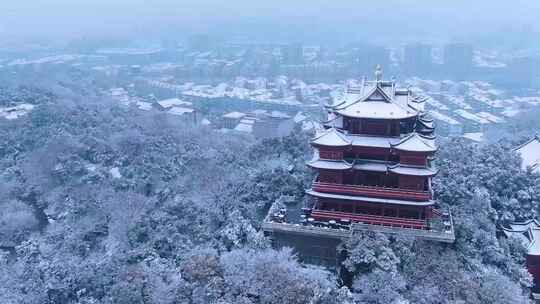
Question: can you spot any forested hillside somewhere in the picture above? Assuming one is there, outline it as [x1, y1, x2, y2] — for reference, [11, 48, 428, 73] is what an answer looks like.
[0, 85, 538, 303]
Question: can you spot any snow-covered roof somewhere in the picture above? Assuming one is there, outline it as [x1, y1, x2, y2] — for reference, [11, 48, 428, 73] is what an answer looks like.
[307, 159, 353, 170]
[268, 111, 291, 119]
[429, 110, 461, 125]
[418, 118, 434, 129]
[311, 128, 351, 147]
[294, 112, 307, 123]
[0, 103, 35, 120]
[223, 111, 246, 119]
[515, 136, 540, 173]
[306, 190, 434, 206]
[501, 220, 540, 256]
[157, 98, 192, 108]
[529, 229, 540, 256]
[329, 72, 421, 120]
[388, 164, 438, 176]
[336, 98, 417, 120]
[137, 101, 153, 111]
[353, 161, 388, 172]
[507, 219, 540, 233]
[454, 109, 490, 124]
[168, 107, 194, 116]
[462, 132, 484, 143]
[476, 112, 504, 123]
[234, 122, 253, 133]
[391, 133, 437, 153]
[349, 135, 400, 149]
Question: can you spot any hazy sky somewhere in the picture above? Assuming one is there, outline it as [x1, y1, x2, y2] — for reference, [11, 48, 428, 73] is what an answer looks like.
[1, 1, 539, 44]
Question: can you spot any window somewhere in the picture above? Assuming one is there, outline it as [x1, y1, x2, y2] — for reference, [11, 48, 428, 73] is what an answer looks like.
[384, 208, 397, 217]
[319, 149, 343, 160]
[390, 122, 399, 136]
[341, 203, 353, 213]
[399, 209, 419, 219]
[388, 154, 400, 163]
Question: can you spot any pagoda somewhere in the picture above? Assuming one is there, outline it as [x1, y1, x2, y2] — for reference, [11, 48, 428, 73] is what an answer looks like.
[263, 66, 454, 268]
[306, 66, 441, 231]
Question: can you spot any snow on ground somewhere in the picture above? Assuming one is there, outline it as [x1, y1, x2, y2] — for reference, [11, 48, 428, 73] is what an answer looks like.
[168, 107, 194, 116]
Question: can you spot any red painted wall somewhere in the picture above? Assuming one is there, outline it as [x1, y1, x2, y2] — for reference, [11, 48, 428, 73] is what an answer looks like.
[399, 153, 428, 166]
[319, 148, 344, 160]
[527, 255, 540, 290]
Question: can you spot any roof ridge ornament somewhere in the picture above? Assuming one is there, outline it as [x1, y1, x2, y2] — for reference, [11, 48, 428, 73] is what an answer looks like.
[375, 64, 383, 82]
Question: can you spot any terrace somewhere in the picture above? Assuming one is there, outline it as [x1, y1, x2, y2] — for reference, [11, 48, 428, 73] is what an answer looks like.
[262, 200, 455, 243]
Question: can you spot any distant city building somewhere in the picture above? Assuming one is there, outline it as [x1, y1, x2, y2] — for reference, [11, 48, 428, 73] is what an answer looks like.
[403, 43, 433, 76]
[187, 34, 214, 51]
[155, 98, 193, 111]
[444, 43, 474, 79]
[252, 110, 294, 139]
[357, 45, 390, 76]
[505, 56, 539, 87]
[222, 111, 247, 129]
[282, 44, 304, 65]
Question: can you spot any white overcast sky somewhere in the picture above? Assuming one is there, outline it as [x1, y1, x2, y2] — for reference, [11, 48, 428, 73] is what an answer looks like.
[0, 0, 539, 42]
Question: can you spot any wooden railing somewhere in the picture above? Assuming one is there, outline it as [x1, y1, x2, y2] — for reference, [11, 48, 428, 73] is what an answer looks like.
[311, 209, 427, 230]
[313, 182, 431, 201]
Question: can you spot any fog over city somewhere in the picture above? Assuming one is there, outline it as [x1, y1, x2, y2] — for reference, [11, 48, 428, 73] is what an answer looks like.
[2, 2, 540, 304]
[2, 0, 540, 43]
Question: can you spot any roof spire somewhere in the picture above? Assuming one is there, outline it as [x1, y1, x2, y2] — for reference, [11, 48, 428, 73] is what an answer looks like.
[375, 65, 383, 82]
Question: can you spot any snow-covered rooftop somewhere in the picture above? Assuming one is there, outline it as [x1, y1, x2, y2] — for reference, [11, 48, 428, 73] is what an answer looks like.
[137, 101, 153, 111]
[168, 107, 194, 116]
[428, 110, 461, 125]
[158, 98, 192, 109]
[223, 111, 246, 119]
[462, 132, 484, 143]
[388, 164, 438, 176]
[307, 159, 353, 170]
[329, 68, 423, 120]
[515, 136, 540, 173]
[502, 220, 540, 256]
[0, 103, 35, 120]
[454, 109, 490, 124]
[391, 133, 437, 153]
[311, 128, 351, 147]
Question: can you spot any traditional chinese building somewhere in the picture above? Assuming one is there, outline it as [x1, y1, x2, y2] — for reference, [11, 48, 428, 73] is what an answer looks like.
[263, 66, 454, 268]
[307, 66, 440, 231]
[500, 220, 540, 301]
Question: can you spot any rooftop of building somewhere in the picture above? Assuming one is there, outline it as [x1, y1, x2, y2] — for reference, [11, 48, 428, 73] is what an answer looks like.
[501, 219, 540, 256]
[311, 127, 437, 152]
[328, 66, 426, 120]
[514, 136, 540, 173]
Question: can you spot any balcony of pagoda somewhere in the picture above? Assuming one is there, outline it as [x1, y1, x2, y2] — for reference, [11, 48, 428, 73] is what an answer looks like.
[311, 209, 428, 230]
[312, 181, 433, 202]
